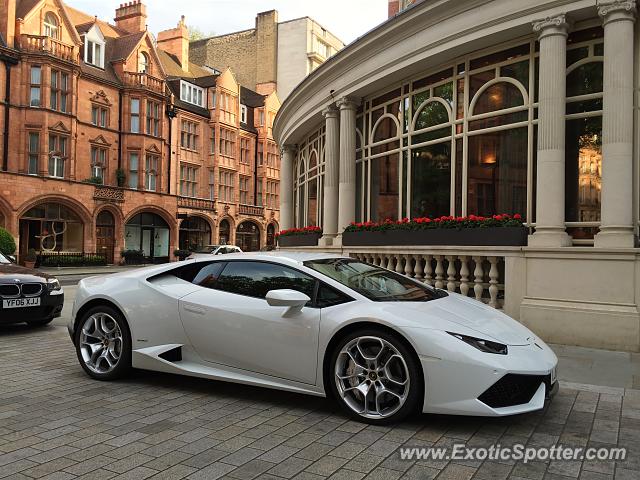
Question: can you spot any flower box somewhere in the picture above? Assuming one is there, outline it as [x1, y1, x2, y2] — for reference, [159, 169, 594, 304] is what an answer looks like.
[342, 226, 527, 246]
[278, 232, 322, 247]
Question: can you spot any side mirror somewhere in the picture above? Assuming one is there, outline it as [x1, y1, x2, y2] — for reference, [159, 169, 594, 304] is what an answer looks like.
[7, 255, 16, 263]
[265, 289, 310, 311]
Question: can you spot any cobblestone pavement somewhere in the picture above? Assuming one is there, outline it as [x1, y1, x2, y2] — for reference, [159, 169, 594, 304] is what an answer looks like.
[1, 325, 639, 480]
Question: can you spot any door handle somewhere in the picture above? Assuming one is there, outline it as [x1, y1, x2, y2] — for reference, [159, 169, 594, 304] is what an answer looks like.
[183, 304, 205, 315]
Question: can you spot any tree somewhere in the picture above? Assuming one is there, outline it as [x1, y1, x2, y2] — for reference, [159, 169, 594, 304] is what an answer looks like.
[188, 25, 215, 41]
[0, 227, 16, 256]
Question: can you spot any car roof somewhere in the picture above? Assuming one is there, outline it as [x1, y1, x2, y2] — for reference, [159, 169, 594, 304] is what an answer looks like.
[190, 250, 347, 265]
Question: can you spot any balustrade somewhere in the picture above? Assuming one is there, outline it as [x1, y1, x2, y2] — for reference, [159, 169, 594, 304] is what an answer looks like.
[346, 247, 515, 309]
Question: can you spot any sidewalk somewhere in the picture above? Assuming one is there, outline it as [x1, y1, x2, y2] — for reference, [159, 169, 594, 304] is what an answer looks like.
[553, 343, 640, 391]
[37, 264, 143, 277]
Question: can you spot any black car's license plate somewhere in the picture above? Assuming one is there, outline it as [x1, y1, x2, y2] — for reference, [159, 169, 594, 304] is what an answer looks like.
[3, 297, 41, 309]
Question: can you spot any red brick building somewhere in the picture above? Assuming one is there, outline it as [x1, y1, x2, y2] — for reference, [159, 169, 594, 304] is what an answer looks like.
[0, 0, 280, 264]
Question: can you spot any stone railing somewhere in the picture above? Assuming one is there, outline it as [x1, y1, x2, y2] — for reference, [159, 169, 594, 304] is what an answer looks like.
[178, 196, 217, 212]
[20, 35, 76, 63]
[336, 246, 525, 312]
[122, 72, 165, 94]
[239, 204, 265, 217]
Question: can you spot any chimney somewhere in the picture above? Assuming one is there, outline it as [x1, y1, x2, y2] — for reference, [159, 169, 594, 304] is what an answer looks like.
[0, 0, 16, 47]
[388, 0, 400, 18]
[114, 0, 147, 34]
[157, 16, 189, 72]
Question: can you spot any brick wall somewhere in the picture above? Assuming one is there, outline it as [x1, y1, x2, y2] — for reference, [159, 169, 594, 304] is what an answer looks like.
[190, 30, 258, 89]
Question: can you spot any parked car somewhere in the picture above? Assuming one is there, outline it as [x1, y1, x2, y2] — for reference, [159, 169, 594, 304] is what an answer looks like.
[0, 252, 64, 326]
[187, 245, 242, 258]
[68, 252, 557, 424]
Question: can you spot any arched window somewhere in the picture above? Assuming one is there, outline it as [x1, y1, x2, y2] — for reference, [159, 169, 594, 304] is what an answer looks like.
[566, 62, 603, 98]
[20, 203, 83, 254]
[307, 152, 319, 226]
[472, 82, 525, 115]
[125, 212, 170, 261]
[236, 221, 260, 252]
[139, 52, 150, 74]
[179, 216, 211, 251]
[565, 51, 604, 239]
[218, 219, 230, 245]
[43, 12, 59, 39]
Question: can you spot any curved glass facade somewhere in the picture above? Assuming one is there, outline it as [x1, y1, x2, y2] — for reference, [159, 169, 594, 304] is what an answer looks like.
[292, 28, 605, 241]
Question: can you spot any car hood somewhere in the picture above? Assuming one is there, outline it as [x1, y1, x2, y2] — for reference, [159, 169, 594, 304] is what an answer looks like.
[0, 264, 52, 283]
[388, 292, 534, 345]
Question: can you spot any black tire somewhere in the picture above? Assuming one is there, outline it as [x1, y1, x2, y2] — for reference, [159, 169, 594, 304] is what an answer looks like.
[327, 328, 423, 425]
[26, 317, 54, 327]
[74, 305, 131, 381]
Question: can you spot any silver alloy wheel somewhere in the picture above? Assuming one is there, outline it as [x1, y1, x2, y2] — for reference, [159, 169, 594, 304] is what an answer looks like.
[334, 336, 410, 419]
[79, 313, 123, 374]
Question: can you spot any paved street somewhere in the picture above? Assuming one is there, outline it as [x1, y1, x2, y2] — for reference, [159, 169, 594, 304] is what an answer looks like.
[0, 278, 639, 479]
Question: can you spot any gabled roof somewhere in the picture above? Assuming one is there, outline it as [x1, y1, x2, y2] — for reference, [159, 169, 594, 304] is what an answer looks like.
[66, 5, 126, 38]
[110, 31, 146, 61]
[157, 49, 213, 79]
[17, 0, 82, 45]
[16, 0, 41, 19]
[241, 87, 265, 108]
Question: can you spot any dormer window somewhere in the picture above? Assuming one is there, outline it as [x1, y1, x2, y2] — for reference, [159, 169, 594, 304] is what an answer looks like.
[139, 52, 149, 73]
[43, 12, 59, 39]
[83, 25, 105, 69]
[180, 80, 205, 108]
[85, 40, 103, 68]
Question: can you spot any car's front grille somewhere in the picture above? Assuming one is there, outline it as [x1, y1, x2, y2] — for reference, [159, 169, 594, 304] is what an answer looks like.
[21, 283, 43, 297]
[0, 284, 20, 298]
[478, 374, 548, 408]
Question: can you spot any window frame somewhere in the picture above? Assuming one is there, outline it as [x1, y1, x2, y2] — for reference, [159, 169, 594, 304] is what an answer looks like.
[130, 98, 141, 133]
[30, 66, 42, 107]
[183, 259, 353, 309]
[179, 80, 205, 108]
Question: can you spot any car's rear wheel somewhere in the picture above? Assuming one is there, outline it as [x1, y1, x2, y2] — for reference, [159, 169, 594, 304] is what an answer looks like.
[329, 329, 422, 424]
[75, 305, 131, 380]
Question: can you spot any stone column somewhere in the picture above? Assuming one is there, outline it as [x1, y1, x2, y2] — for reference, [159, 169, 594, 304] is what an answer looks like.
[319, 105, 340, 246]
[335, 97, 360, 245]
[279, 144, 296, 232]
[529, 14, 572, 247]
[594, 1, 637, 248]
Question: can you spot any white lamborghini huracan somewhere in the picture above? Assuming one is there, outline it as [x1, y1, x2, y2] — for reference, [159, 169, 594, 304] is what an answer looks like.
[69, 252, 558, 424]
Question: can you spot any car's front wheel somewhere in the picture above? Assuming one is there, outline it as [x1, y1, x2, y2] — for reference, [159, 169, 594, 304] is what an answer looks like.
[329, 329, 422, 424]
[75, 306, 131, 380]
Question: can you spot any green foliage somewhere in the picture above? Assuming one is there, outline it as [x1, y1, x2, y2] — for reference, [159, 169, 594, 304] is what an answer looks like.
[0, 227, 16, 256]
[116, 169, 126, 187]
[40, 255, 106, 267]
[26, 249, 37, 262]
[188, 25, 215, 41]
[121, 249, 145, 265]
[173, 249, 190, 259]
[83, 176, 104, 185]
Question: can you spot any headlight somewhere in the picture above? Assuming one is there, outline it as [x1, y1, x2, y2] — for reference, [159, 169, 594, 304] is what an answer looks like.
[47, 278, 61, 291]
[447, 332, 508, 355]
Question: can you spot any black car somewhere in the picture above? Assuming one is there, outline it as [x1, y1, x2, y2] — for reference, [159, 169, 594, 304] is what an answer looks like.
[0, 252, 64, 326]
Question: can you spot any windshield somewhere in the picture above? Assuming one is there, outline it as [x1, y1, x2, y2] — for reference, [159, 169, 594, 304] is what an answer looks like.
[305, 258, 440, 302]
[0, 253, 10, 264]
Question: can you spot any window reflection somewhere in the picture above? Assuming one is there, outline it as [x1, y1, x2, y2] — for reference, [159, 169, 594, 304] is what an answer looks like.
[467, 128, 527, 217]
[411, 143, 451, 218]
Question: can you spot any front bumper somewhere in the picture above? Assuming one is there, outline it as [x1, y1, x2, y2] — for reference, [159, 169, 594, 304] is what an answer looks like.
[405, 328, 558, 416]
[0, 290, 64, 324]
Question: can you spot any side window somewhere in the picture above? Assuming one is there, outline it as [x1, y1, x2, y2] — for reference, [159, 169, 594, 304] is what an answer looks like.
[192, 262, 226, 288]
[216, 261, 316, 299]
[316, 284, 352, 308]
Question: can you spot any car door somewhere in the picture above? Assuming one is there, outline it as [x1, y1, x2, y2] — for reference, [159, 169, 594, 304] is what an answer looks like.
[178, 260, 321, 385]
